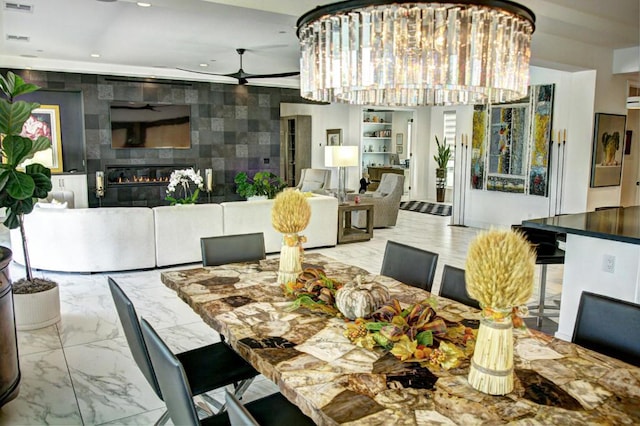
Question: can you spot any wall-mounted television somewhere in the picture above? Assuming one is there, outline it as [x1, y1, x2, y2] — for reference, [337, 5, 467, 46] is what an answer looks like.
[110, 102, 191, 149]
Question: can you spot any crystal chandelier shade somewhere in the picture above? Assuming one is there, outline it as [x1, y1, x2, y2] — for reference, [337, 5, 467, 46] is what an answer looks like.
[297, 1, 535, 106]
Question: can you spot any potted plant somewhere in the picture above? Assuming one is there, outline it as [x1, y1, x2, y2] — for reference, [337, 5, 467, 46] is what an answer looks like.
[0, 71, 58, 331]
[433, 136, 451, 203]
[234, 171, 286, 200]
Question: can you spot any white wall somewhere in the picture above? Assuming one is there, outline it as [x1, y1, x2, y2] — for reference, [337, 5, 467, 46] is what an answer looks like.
[281, 103, 360, 190]
[426, 67, 598, 228]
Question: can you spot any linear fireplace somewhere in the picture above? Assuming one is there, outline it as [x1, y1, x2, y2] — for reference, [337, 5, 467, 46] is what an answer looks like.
[106, 164, 194, 187]
[100, 164, 196, 207]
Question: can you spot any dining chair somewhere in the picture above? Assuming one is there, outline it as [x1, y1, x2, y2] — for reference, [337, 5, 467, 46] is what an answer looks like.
[139, 318, 315, 426]
[108, 277, 258, 424]
[572, 291, 640, 367]
[512, 224, 565, 327]
[438, 265, 481, 310]
[200, 232, 266, 267]
[380, 240, 438, 291]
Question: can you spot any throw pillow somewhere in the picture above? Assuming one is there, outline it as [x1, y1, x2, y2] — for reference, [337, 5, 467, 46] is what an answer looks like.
[36, 201, 68, 209]
[301, 181, 322, 192]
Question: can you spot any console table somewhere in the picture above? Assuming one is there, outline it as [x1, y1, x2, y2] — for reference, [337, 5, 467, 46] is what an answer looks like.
[337, 202, 373, 244]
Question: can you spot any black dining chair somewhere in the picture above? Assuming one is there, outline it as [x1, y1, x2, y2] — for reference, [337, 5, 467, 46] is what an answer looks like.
[512, 225, 565, 327]
[201, 233, 266, 267]
[381, 241, 438, 291]
[139, 318, 315, 426]
[572, 291, 640, 367]
[438, 265, 481, 310]
[108, 277, 258, 424]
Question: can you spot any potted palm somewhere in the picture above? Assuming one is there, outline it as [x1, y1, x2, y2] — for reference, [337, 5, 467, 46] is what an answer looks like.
[0, 71, 58, 331]
[234, 171, 286, 200]
[433, 136, 451, 203]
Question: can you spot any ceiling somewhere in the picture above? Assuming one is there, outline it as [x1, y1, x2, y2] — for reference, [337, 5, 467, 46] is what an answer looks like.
[1, 0, 638, 88]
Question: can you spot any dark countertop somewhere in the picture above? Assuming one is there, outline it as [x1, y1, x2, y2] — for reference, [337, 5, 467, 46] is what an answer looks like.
[523, 206, 640, 245]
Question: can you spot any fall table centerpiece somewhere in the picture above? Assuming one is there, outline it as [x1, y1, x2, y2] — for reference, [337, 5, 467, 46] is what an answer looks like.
[465, 229, 536, 395]
[272, 190, 311, 285]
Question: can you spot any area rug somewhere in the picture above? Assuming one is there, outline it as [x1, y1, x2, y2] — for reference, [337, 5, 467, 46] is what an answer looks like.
[400, 201, 452, 217]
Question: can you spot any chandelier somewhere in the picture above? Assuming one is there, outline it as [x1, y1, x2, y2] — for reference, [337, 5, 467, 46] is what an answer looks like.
[297, 0, 536, 106]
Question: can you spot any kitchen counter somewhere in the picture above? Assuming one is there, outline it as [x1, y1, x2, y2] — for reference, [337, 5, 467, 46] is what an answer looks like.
[523, 206, 640, 341]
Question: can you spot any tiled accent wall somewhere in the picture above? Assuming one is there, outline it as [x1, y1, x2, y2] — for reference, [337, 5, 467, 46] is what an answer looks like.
[7, 69, 309, 207]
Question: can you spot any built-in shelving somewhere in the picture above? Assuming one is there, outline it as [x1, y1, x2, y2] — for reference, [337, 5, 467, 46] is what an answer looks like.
[361, 110, 394, 170]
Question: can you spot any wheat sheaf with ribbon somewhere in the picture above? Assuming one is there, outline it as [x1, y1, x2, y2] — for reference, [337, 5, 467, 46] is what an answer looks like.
[465, 229, 536, 309]
[272, 189, 311, 235]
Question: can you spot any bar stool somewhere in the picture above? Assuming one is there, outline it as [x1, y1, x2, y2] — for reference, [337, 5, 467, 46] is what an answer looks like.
[513, 225, 565, 327]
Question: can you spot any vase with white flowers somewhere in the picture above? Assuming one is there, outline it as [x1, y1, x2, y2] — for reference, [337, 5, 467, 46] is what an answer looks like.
[165, 168, 204, 205]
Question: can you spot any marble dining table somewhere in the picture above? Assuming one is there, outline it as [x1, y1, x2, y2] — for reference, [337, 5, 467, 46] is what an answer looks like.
[160, 253, 640, 425]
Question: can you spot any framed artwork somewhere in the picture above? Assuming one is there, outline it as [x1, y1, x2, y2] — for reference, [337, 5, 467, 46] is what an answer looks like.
[396, 133, 403, 154]
[590, 113, 626, 187]
[19, 104, 64, 173]
[470, 105, 487, 189]
[528, 84, 554, 196]
[326, 128, 342, 146]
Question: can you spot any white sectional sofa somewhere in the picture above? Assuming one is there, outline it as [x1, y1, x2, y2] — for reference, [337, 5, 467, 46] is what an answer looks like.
[10, 207, 156, 273]
[10, 194, 339, 272]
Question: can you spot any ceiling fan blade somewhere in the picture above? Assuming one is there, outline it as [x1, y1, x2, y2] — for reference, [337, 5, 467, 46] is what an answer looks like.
[243, 71, 300, 79]
[176, 67, 236, 78]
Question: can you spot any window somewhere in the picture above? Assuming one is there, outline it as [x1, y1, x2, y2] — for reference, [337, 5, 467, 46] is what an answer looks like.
[443, 111, 456, 186]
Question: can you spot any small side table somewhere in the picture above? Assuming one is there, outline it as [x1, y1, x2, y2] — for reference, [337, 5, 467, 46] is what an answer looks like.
[337, 202, 373, 244]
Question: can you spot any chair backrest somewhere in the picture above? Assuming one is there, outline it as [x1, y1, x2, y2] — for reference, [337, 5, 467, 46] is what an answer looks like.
[572, 291, 640, 367]
[140, 318, 201, 426]
[107, 277, 162, 399]
[296, 169, 331, 192]
[225, 390, 259, 426]
[381, 241, 438, 291]
[439, 265, 481, 310]
[200, 232, 266, 267]
[374, 173, 404, 199]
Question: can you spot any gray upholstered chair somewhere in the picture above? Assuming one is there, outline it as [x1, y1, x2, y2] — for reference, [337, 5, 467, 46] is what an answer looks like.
[139, 318, 314, 426]
[200, 233, 266, 267]
[439, 265, 481, 309]
[108, 278, 258, 424]
[381, 241, 438, 291]
[349, 173, 404, 228]
[572, 291, 640, 367]
[295, 168, 331, 193]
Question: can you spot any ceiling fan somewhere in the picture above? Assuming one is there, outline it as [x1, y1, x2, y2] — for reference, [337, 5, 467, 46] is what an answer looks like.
[178, 48, 299, 85]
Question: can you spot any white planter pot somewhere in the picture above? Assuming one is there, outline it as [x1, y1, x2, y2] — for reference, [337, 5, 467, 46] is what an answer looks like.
[14, 285, 61, 331]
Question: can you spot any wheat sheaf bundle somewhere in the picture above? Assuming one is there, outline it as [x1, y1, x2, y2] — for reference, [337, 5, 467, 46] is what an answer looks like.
[465, 229, 536, 309]
[271, 189, 311, 234]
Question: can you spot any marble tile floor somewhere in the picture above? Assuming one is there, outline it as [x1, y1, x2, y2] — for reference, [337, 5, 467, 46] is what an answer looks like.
[0, 211, 563, 425]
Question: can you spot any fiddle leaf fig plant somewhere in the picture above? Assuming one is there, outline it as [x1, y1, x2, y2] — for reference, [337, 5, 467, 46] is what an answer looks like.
[0, 71, 54, 287]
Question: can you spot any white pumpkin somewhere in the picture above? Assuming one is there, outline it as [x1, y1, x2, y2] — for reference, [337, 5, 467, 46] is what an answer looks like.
[335, 275, 389, 320]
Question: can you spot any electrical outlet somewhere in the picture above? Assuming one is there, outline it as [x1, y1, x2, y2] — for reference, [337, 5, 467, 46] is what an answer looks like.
[602, 254, 616, 273]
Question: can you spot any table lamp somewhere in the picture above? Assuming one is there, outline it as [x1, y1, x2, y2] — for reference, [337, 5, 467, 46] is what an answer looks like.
[325, 145, 359, 204]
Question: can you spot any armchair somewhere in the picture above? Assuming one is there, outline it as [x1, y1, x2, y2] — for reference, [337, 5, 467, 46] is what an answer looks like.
[348, 173, 404, 228]
[295, 168, 331, 193]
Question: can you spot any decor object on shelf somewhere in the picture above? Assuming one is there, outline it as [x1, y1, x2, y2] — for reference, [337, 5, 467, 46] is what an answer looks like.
[325, 145, 359, 204]
[234, 171, 286, 200]
[204, 168, 213, 192]
[465, 229, 535, 395]
[165, 168, 203, 205]
[297, 1, 535, 106]
[0, 71, 59, 331]
[271, 189, 311, 285]
[433, 136, 451, 203]
[590, 113, 626, 187]
[335, 275, 389, 320]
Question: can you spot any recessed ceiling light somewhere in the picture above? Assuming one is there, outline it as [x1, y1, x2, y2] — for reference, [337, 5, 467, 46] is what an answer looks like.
[137, 2, 151, 7]
[90, 53, 100, 58]
[199, 63, 208, 67]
